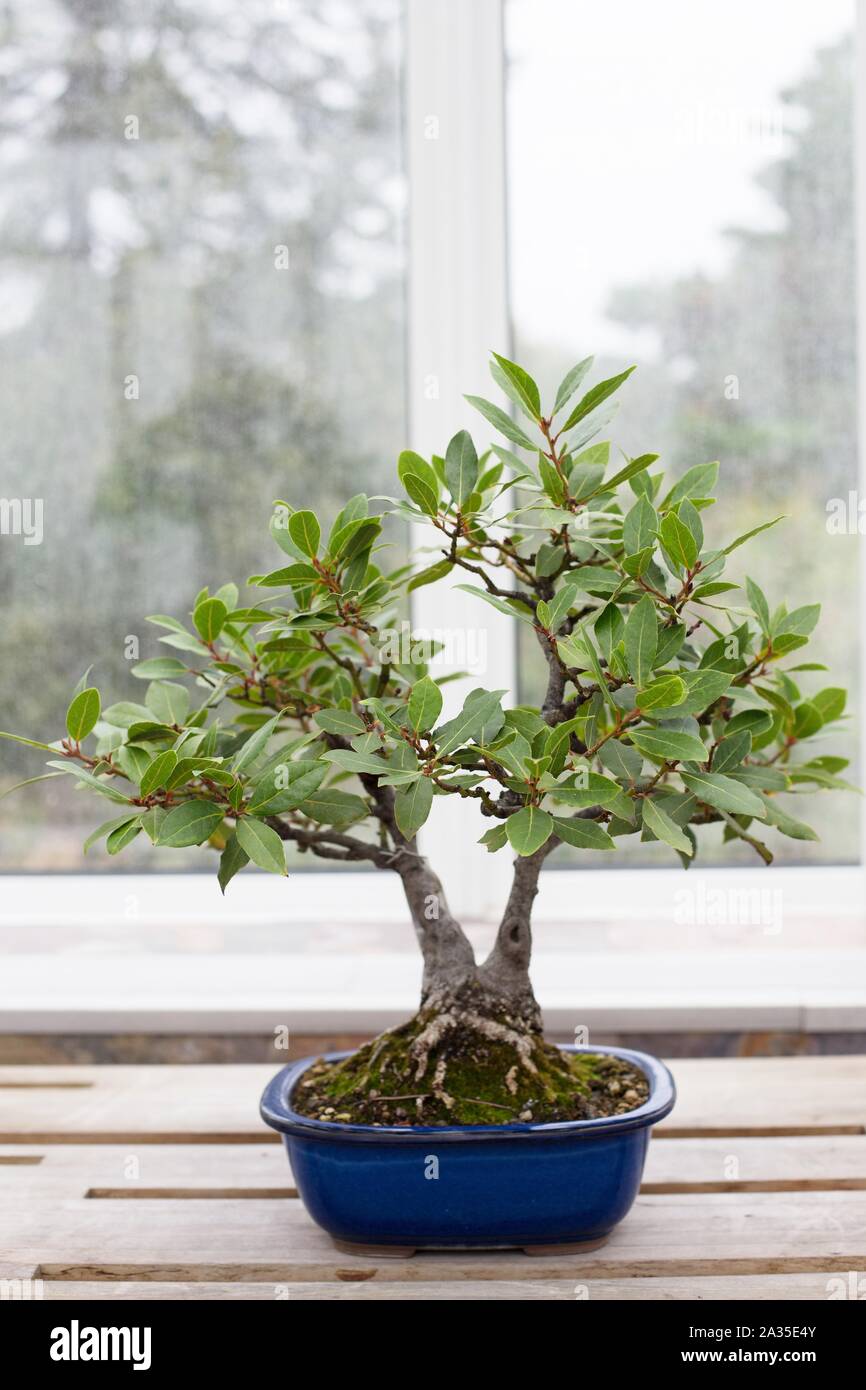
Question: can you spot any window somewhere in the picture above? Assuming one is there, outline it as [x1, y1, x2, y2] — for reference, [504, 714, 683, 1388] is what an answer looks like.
[1, 0, 863, 1003]
[0, 0, 405, 871]
[507, 0, 860, 867]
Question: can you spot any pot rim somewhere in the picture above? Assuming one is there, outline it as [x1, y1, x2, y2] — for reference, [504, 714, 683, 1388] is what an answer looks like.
[260, 1043, 676, 1144]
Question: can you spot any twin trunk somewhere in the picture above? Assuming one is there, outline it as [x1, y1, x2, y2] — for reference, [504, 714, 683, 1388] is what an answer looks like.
[396, 842, 547, 1034]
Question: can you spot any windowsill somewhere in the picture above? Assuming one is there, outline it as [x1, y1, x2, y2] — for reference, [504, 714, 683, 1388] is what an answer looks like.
[3, 945, 865, 1034]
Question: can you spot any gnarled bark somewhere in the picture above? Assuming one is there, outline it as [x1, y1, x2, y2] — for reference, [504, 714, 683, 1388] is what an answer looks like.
[392, 844, 476, 998]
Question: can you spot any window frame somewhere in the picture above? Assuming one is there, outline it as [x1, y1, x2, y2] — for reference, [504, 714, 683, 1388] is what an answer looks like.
[2, 0, 863, 960]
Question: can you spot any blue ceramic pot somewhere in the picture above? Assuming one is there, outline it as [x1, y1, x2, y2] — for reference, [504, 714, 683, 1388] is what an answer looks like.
[261, 1044, 675, 1253]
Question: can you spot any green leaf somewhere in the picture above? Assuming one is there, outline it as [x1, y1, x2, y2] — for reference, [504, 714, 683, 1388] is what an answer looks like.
[594, 603, 625, 660]
[232, 713, 282, 774]
[678, 498, 704, 554]
[140, 750, 179, 796]
[83, 814, 141, 855]
[131, 657, 189, 680]
[322, 749, 388, 776]
[636, 675, 687, 712]
[299, 788, 368, 826]
[662, 461, 720, 508]
[659, 510, 698, 570]
[655, 622, 686, 667]
[624, 594, 658, 687]
[724, 516, 785, 555]
[454, 584, 536, 624]
[101, 701, 153, 729]
[0, 771, 65, 802]
[140, 806, 167, 844]
[490, 352, 541, 421]
[680, 771, 767, 819]
[397, 451, 440, 515]
[403, 473, 438, 516]
[407, 558, 454, 593]
[552, 357, 593, 417]
[408, 676, 443, 734]
[551, 815, 614, 851]
[594, 452, 657, 496]
[106, 818, 143, 855]
[395, 776, 434, 839]
[193, 598, 228, 643]
[444, 429, 479, 506]
[561, 366, 635, 432]
[464, 394, 536, 450]
[745, 576, 770, 635]
[641, 797, 694, 856]
[434, 689, 504, 756]
[66, 688, 100, 742]
[630, 728, 707, 764]
[759, 795, 818, 841]
[778, 604, 821, 638]
[288, 509, 321, 558]
[598, 740, 643, 783]
[711, 729, 752, 773]
[46, 761, 134, 805]
[479, 822, 509, 852]
[236, 817, 287, 874]
[218, 832, 249, 893]
[538, 455, 566, 504]
[646, 669, 731, 716]
[248, 760, 327, 814]
[543, 582, 579, 635]
[812, 687, 846, 723]
[623, 495, 658, 555]
[157, 800, 224, 847]
[547, 770, 624, 809]
[506, 805, 553, 856]
[793, 701, 822, 739]
[0, 730, 60, 754]
[145, 681, 190, 727]
[313, 708, 366, 737]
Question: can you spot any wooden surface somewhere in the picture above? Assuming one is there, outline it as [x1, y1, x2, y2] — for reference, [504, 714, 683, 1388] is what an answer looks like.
[1, 1057, 864, 1301]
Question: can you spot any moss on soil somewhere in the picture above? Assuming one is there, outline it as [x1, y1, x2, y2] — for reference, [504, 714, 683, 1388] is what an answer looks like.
[292, 1008, 649, 1126]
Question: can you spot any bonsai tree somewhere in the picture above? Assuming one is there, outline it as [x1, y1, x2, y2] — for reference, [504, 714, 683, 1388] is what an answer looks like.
[2, 354, 853, 1123]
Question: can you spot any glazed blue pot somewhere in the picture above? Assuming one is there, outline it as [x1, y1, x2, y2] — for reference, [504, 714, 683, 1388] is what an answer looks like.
[260, 1044, 675, 1253]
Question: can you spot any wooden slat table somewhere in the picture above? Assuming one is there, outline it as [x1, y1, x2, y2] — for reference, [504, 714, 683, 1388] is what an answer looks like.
[1, 1058, 864, 1300]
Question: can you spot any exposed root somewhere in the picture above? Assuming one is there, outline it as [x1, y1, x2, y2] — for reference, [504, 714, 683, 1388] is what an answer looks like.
[291, 974, 649, 1126]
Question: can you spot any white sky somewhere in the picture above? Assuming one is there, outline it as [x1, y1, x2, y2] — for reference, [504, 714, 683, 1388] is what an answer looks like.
[507, 0, 854, 352]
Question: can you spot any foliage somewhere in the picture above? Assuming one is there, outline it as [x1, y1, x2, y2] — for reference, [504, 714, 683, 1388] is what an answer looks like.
[1, 356, 854, 881]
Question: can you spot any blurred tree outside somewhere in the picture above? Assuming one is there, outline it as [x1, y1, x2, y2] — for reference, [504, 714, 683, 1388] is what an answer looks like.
[0, 0, 406, 867]
[517, 34, 860, 865]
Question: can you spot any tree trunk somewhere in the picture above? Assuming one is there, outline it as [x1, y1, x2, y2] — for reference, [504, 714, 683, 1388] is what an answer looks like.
[396, 840, 543, 1036]
[292, 845, 582, 1126]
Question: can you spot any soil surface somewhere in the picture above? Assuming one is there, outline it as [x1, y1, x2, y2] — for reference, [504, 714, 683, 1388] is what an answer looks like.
[292, 1046, 649, 1127]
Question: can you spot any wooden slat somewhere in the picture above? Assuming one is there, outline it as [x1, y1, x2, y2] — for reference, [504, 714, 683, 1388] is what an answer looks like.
[36, 1272, 857, 1301]
[1, 1057, 863, 1141]
[2, 1059, 864, 1301]
[2, 1134, 865, 1199]
[642, 1135, 866, 1192]
[3, 1190, 863, 1283]
[659, 1056, 866, 1134]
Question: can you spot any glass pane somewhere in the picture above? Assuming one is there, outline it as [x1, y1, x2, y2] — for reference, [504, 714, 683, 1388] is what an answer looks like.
[507, 0, 859, 866]
[0, 0, 405, 870]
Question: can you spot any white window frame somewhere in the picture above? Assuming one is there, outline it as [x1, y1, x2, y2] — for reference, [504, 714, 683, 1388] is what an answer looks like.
[1, 0, 863, 998]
